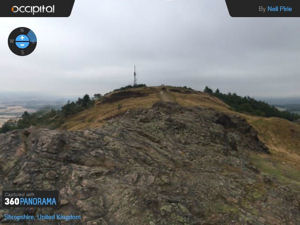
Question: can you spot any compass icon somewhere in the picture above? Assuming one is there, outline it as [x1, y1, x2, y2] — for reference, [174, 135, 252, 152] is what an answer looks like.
[8, 27, 37, 56]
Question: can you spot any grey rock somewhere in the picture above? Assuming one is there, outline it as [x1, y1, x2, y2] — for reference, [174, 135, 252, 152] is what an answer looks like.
[0, 102, 298, 225]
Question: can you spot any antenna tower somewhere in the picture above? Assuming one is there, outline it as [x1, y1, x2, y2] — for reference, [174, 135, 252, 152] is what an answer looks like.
[133, 65, 137, 86]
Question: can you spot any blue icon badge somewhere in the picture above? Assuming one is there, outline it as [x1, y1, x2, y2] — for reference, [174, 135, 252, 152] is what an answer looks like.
[15, 34, 30, 49]
[9, 27, 37, 56]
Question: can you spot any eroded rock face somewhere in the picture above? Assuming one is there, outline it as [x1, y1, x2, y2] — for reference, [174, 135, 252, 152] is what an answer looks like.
[0, 102, 299, 225]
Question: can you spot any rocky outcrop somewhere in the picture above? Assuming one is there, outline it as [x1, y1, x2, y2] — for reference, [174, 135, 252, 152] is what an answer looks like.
[0, 102, 299, 225]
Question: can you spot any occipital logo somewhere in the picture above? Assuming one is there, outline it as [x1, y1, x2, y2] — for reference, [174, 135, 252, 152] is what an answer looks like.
[11, 5, 55, 16]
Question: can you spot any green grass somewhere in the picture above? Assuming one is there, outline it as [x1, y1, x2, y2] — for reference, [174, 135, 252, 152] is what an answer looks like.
[250, 153, 300, 191]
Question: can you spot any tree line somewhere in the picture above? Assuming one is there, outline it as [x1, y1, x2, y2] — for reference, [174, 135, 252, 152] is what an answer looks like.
[0, 94, 95, 133]
[204, 86, 300, 121]
[0, 84, 147, 133]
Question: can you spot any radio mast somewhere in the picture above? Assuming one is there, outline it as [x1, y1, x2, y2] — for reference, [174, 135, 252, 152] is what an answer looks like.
[133, 64, 137, 86]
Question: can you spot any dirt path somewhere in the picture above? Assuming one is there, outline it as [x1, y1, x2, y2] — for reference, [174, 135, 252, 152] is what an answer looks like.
[159, 88, 176, 103]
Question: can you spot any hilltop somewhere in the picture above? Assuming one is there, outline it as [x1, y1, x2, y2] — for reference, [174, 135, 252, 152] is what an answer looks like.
[0, 86, 299, 224]
[60, 86, 231, 130]
[1, 85, 300, 188]
[62, 86, 300, 189]
[1, 85, 300, 185]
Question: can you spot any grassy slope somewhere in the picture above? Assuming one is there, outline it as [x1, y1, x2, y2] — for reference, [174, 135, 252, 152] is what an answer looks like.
[61, 87, 160, 130]
[61, 86, 232, 130]
[247, 117, 300, 189]
[61, 86, 300, 189]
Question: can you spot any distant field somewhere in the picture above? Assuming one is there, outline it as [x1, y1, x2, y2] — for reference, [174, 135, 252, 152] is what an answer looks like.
[0, 105, 36, 127]
[275, 104, 300, 115]
[0, 105, 35, 115]
[282, 104, 300, 114]
[0, 115, 17, 127]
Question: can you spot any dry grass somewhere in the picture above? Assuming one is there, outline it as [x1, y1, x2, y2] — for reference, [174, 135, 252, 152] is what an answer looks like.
[173, 92, 231, 112]
[61, 86, 234, 131]
[61, 91, 160, 130]
[246, 116, 300, 189]
[247, 116, 300, 165]
[248, 117, 300, 155]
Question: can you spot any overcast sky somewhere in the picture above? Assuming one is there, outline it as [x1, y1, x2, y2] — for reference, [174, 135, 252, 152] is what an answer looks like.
[0, 0, 299, 98]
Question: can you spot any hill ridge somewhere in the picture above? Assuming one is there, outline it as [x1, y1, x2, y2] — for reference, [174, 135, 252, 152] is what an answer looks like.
[1, 101, 299, 224]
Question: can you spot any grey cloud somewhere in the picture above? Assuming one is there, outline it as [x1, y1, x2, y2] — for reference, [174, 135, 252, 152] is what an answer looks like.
[0, 0, 299, 98]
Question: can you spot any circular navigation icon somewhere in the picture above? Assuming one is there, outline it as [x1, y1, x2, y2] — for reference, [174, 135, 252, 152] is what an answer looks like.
[8, 27, 37, 56]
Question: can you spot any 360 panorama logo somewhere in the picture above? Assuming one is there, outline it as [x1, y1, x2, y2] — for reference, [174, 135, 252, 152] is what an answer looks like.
[11, 5, 55, 15]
